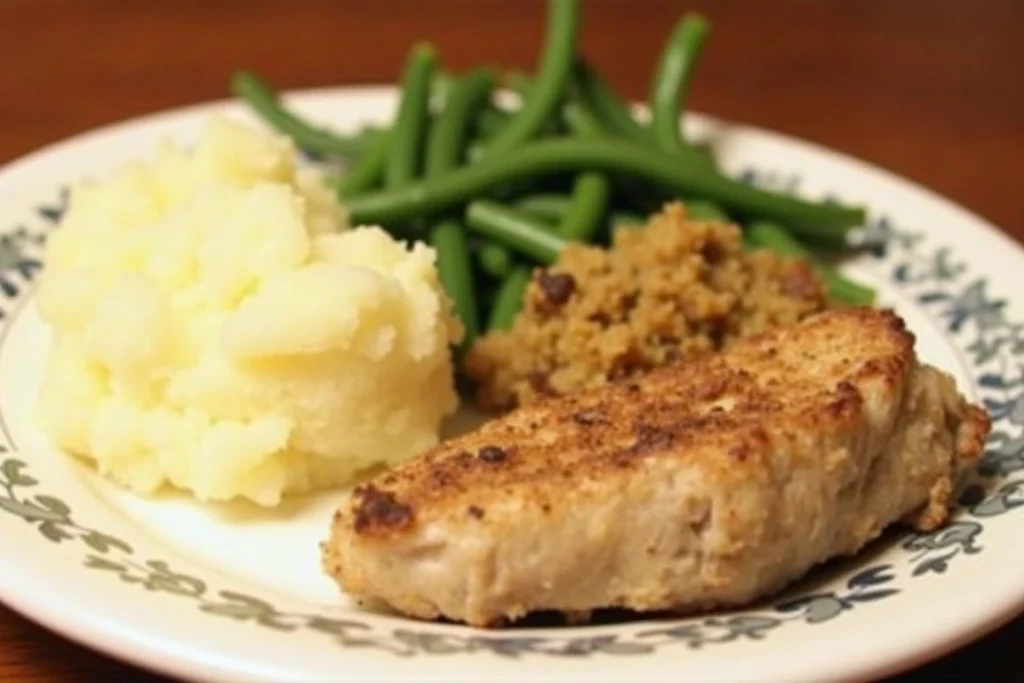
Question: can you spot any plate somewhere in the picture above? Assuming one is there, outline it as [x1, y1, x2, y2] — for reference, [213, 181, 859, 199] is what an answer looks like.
[0, 87, 1022, 683]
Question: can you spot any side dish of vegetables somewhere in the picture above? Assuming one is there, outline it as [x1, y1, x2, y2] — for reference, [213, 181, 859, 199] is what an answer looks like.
[232, 0, 875, 357]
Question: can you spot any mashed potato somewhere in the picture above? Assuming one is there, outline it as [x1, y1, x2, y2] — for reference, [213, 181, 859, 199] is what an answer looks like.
[36, 117, 462, 506]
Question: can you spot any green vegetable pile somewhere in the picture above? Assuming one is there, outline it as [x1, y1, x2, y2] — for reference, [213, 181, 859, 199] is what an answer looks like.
[232, 0, 874, 359]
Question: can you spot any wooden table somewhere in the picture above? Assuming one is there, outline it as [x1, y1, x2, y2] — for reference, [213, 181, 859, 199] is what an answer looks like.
[0, 0, 1021, 680]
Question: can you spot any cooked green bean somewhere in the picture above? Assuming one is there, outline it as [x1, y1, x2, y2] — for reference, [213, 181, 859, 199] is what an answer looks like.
[476, 107, 511, 139]
[506, 70, 533, 98]
[231, 70, 378, 158]
[562, 100, 605, 139]
[466, 200, 567, 263]
[693, 141, 719, 170]
[559, 93, 611, 242]
[338, 131, 390, 197]
[502, 71, 572, 140]
[426, 67, 496, 177]
[345, 138, 866, 235]
[431, 70, 457, 108]
[518, 191, 626, 232]
[516, 194, 572, 221]
[478, 242, 514, 278]
[385, 44, 438, 189]
[745, 221, 876, 306]
[425, 69, 497, 355]
[487, 266, 533, 331]
[482, 0, 580, 156]
[430, 222, 479, 352]
[684, 199, 729, 221]
[559, 173, 609, 242]
[574, 61, 652, 144]
[649, 14, 710, 162]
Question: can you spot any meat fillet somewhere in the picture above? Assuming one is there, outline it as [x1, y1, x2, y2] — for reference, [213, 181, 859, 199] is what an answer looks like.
[322, 308, 990, 627]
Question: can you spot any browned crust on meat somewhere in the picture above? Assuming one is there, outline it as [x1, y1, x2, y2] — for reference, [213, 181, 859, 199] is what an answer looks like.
[344, 307, 925, 540]
[350, 485, 415, 534]
[913, 402, 991, 531]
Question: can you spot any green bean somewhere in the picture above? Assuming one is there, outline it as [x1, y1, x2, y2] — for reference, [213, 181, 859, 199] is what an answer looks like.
[501, 71, 571, 140]
[338, 131, 390, 198]
[558, 93, 611, 242]
[344, 138, 867, 235]
[430, 222, 479, 353]
[431, 70, 457, 108]
[505, 70, 534, 98]
[574, 61, 652, 144]
[482, 0, 580, 157]
[426, 67, 496, 177]
[684, 199, 729, 221]
[478, 242, 514, 278]
[559, 173, 610, 242]
[745, 221, 876, 306]
[516, 194, 572, 221]
[518, 191, 624, 233]
[425, 69, 498, 355]
[385, 43, 438, 189]
[693, 140, 719, 170]
[562, 100, 605, 139]
[649, 14, 711, 165]
[487, 266, 533, 331]
[476, 107, 511, 139]
[466, 200, 567, 264]
[231, 70, 378, 158]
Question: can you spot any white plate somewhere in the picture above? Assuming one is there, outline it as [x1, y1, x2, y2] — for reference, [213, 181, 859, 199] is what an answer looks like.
[0, 87, 1021, 683]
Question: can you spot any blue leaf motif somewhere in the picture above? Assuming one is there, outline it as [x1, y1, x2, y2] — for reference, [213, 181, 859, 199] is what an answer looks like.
[36, 187, 69, 224]
[775, 594, 848, 623]
[903, 521, 982, 554]
[468, 636, 544, 658]
[714, 615, 782, 639]
[912, 555, 952, 576]
[846, 588, 899, 602]
[636, 623, 706, 641]
[801, 597, 847, 624]
[971, 480, 1024, 517]
[958, 484, 987, 506]
[846, 564, 895, 590]
[937, 280, 1006, 333]
[984, 392, 1024, 424]
[393, 630, 471, 655]
[978, 373, 1009, 389]
[968, 337, 1007, 365]
[903, 248, 968, 287]
[868, 215, 924, 257]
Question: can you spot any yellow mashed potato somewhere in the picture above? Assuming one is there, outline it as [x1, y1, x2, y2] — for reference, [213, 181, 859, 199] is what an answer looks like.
[35, 117, 462, 506]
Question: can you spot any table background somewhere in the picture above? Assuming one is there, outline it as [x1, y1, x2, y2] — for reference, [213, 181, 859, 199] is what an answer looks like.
[0, 0, 1022, 680]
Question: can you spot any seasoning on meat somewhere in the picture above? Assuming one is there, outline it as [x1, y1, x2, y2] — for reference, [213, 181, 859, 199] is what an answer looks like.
[352, 485, 414, 534]
[478, 446, 508, 463]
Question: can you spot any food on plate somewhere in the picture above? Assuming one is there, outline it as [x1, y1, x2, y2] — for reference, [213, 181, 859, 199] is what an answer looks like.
[465, 202, 831, 409]
[233, 0, 875, 367]
[322, 308, 990, 627]
[35, 117, 462, 506]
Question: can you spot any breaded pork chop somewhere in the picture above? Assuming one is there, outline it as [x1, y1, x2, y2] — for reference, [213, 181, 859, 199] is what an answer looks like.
[322, 308, 990, 627]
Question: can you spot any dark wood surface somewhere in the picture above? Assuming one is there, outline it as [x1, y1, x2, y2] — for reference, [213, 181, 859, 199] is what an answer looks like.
[0, 0, 1022, 680]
